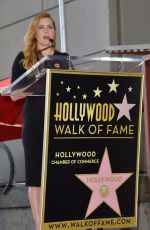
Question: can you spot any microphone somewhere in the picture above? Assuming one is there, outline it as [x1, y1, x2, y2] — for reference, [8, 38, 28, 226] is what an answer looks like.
[49, 38, 55, 47]
[49, 38, 54, 43]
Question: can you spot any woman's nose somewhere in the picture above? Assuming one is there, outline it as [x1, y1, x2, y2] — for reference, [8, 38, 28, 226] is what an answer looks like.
[44, 26, 49, 32]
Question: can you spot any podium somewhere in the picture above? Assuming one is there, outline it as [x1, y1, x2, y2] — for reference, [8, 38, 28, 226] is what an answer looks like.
[2, 53, 145, 229]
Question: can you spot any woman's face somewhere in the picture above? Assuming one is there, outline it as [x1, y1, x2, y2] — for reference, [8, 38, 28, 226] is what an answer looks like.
[35, 17, 56, 49]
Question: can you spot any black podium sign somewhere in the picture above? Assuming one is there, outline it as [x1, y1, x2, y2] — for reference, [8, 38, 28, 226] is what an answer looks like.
[41, 70, 143, 230]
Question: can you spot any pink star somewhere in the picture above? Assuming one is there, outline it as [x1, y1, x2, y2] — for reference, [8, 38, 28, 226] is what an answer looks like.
[75, 147, 133, 218]
[114, 94, 135, 121]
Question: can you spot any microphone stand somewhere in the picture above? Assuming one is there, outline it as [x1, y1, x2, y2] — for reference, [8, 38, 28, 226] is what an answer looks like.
[38, 45, 53, 53]
[38, 39, 56, 53]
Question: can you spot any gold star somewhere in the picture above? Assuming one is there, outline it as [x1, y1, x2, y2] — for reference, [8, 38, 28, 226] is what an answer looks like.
[82, 94, 87, 99]
[73, 95, 76, 99]
[66, 86, 71, 92]
[56, 92, 59, 96]
[93, 87, 102, 97]
[128, 86, 133, 92]
[61, 81, 64, 85]
[77, 86, 80, 89]
[108, 79, 119, 93]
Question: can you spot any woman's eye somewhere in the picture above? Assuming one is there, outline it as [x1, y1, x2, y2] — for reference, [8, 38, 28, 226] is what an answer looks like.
[38, 26, 44, 30]
[38, 25, 54, 30]
[48, 25, 53, 29]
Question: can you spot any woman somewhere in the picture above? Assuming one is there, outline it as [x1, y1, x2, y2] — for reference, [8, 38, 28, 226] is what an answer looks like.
[11, 12, 69, 230]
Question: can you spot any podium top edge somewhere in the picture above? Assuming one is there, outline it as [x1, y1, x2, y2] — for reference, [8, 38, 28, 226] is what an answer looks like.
[47, 54, 144, 62]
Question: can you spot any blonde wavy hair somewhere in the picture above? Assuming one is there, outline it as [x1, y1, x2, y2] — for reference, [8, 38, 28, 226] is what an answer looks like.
[23, 12, 56, 69]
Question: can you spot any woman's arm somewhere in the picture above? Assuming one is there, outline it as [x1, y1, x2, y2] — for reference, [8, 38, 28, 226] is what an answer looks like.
[11, 52, 26, 101]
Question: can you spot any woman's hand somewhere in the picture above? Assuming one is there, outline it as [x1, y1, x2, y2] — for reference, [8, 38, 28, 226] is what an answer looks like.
[10, 94, 25, 101]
